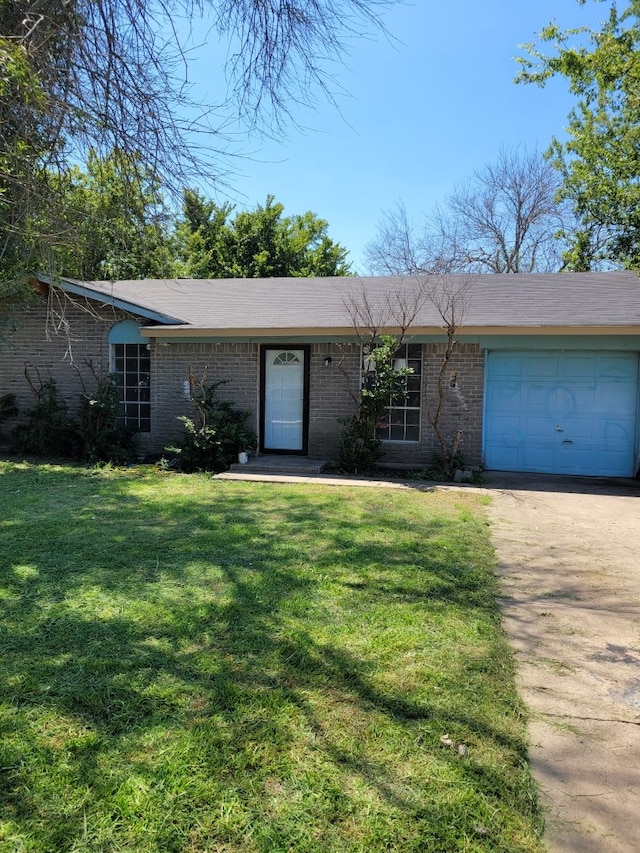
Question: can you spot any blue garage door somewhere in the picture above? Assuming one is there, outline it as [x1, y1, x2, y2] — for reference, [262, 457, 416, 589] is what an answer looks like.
[484, 351, 639, 476]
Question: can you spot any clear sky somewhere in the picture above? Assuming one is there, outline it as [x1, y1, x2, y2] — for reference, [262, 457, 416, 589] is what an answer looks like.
[183, 0, 608, 272]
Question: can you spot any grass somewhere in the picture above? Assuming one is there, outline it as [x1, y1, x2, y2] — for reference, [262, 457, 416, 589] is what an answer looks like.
[0, 461, 544, 852]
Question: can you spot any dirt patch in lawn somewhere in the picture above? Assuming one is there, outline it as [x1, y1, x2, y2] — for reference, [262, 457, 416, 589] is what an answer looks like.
[485, 474, 640, 853]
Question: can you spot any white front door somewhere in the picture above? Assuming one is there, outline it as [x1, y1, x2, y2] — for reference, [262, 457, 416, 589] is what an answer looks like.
[263, 349, 306, 451]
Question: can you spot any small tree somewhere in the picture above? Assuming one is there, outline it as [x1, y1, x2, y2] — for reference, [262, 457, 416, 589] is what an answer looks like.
[166, 369, 257, 473]
[338, 336, 412, 473]
[425, 279, 469, 479]
[337, 281, 426, 473]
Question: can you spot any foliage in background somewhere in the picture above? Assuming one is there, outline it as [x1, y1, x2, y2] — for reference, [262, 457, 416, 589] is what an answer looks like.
[517, 1, 640, 269]
[41, 150, 179, 281]
[0, 463, 545, 852]
[177, 191, 351, 277]
[166, 374, 257, 472]
[338, 335, 411, 473]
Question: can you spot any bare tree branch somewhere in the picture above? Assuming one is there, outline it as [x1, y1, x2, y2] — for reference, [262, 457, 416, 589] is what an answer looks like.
[366, 148, 573, 275]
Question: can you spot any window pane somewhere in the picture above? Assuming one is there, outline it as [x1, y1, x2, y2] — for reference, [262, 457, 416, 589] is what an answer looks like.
[405, 425, 420, 441]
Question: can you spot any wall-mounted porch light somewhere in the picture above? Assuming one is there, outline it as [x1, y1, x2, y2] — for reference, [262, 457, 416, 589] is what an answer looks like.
[324, 356, 333, 367]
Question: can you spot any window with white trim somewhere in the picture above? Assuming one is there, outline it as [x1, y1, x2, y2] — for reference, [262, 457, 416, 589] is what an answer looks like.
[112, 343, 151, 432]
[376, 342, 422, 442]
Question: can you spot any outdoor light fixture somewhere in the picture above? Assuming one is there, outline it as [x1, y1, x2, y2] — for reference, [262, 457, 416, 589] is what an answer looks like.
[324, 356, 333, 367]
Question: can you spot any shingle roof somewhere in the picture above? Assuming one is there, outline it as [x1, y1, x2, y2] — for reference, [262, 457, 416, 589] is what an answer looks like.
[53, 271, 640, 334]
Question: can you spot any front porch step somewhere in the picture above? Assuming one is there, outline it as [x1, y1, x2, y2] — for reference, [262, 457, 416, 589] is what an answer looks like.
[227, 455, 327, 476]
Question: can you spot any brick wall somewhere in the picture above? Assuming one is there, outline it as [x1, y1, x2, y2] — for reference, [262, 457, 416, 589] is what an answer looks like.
[307, 342, 485, 468]
[0, 291, 486, 467]
[0, 291, 123, 443]
[151, 341, 259, 452]
[308, 343, 360, 458]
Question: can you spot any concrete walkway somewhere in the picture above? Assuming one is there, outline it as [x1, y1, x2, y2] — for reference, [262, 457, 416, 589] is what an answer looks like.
[217, 467, 640, 851]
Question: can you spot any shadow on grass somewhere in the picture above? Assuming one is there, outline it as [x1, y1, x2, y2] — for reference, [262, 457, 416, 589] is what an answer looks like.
[0, 462, 541, 851]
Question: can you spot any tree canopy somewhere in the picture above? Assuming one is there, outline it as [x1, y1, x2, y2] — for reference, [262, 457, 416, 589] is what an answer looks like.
[0, 0, 394, 283]
[517, 0, 640, 270]
[178, 191, 351, 277]
[365, 148, 567, 275]
[42, 150, 178, 281]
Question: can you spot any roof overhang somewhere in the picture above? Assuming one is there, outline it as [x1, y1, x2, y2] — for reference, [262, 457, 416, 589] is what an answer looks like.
[40, 275, 184, 326]
[140, 323, 640, 339]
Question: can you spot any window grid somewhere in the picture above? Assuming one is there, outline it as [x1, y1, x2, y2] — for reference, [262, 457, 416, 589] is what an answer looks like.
[376, 343, 422, 442]
[112, 344, 151, 432]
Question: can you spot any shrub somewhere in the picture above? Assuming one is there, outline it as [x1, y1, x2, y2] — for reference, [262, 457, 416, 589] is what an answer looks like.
[77, 374, 136, 464]
[12, 378, 79, 457]
[12, 372, 136, 464]
[0, 393, 18, 440]
[338, 336, 411, 474]
[166, 378, 256, 473]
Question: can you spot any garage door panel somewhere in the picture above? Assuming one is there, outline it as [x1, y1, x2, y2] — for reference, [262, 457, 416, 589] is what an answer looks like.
[596, 382, 636, 410]
[485, 351, 638, 477]
[598, 354, 638, 378]
[487, 383, 523, 410]
[523, 447, 555, 471]
[559, 353, 597, 377]
[558, 418, 594, 439]
[491, 356, 524, 378]
[524, 353, 561, 378]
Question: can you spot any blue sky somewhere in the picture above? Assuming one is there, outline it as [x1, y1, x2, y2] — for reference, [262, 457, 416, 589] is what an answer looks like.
[185, 0, 607, 272]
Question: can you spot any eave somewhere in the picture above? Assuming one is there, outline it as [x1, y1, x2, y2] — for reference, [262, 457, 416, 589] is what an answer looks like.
[39, 276, 184, 326]
[140, 323, 640, 340]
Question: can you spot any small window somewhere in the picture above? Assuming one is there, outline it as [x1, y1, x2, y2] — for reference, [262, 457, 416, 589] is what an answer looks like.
[273, 351, 301, 366]
[375, 343, 422, 442]
[111, 343, 151, 432]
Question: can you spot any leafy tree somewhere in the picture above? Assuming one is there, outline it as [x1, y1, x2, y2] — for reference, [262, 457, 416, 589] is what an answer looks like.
[43, 150, 178, 280]
[366, 148, 568, 275]
[338, 336, 412, 474]
[517, 1, 640, 269]
[178, 191, 351, 277]
[0, 1, 395, 286]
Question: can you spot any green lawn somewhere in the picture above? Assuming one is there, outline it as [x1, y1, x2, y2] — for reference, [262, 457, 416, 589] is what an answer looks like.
[0, 461, 543, 852]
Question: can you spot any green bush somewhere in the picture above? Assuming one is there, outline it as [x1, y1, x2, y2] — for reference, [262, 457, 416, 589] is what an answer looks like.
[78, 374, 136, 464]
[166, 379, 256, 473]
[12, 378, 79, 457]
[12, 374, 136, 464]
[0, 393, 18, 440]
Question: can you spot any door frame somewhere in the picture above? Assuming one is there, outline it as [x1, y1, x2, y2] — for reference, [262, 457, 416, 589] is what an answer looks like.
[259, 344, 310, 455]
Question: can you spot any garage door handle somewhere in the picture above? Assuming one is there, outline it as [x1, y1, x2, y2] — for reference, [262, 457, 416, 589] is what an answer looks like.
[561, 439, 574, 444]
[555, 425, 563, 432]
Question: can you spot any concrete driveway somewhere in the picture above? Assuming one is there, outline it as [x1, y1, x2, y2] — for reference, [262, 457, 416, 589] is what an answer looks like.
[485, 473, 640, 853]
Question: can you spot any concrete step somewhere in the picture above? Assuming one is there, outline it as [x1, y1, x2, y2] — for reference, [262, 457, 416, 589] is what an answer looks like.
[227, 455, 327, 475]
